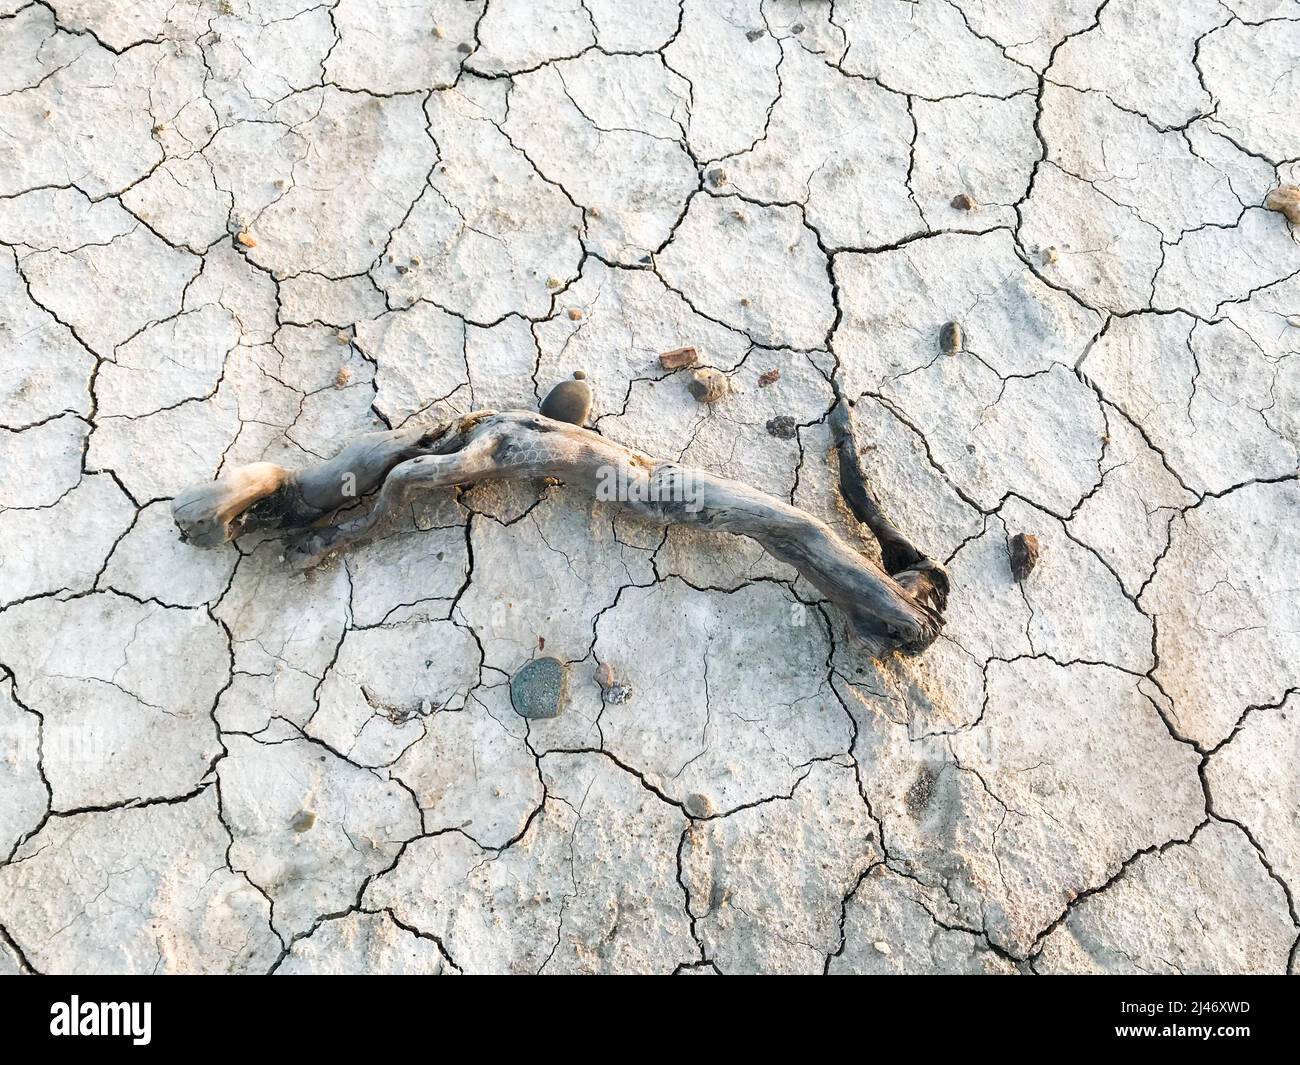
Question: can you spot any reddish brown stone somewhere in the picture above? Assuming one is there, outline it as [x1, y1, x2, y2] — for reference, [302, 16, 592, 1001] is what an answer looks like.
[659, 346, 699, 370]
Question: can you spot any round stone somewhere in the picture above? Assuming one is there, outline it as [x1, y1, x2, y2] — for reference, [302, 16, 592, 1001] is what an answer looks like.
[687, 367, 729, 403]
[685, 792, 715, 817]
[510, 656, 569, 719]
[540, 373, 593, 425]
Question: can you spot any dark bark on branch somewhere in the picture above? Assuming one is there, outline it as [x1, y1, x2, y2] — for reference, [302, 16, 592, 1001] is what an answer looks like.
[830, 400, 926, 575]
[829, 400, 950, 616]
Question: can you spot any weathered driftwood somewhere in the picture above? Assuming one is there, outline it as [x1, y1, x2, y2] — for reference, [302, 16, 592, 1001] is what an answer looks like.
[172, 406, 948, 657]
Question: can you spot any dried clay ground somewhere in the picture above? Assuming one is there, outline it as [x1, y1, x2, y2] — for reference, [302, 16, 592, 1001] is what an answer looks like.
[1, 0, 1298, 975]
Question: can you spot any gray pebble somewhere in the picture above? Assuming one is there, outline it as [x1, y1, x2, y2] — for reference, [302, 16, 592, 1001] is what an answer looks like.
[602, 682, 633, 705]
[540, 370, 592, 425]
[766, 415, 798, 439]
[940, 321, 963, 354]
[685, 793, 715, 817]
[510, 657, 569, 719]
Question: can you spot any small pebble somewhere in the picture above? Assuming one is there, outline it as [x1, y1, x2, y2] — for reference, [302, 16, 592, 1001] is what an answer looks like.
[433, 25, 446, 39]
[602, 683, 633, 705]
[766, 415, 797, 439]
[757, 367, 781, 387]
[236, 231, 257, 248]
[685, 793, 715, 818]
[687, 367, 729, 404]
[746, 28, 765, 41]
[540, 370, 593, 425]
[1288, 315, 1300, 328]
[335, 331, 350, 345]
[457, 41, 472, 53]
[940, 320, 963, 354]
[594, 660, 631, 704]
[290, 809, 316, 833]
[660, 345, 699, 370]
[1041, 246, 1059, 265]
[1265, 185, 1300, 225]
[791, 22, 805, 33]
[739, 296, 751, 306]
[510, 657, 569, 719]
[707, 168, 728, 187]
[1009, 532, 1040, 582]
[546, 276, 561, 289]
[951, 192, 978, 211]
[873, 941, 892, 956]
[568, 308, 584, 321]
[334, 366, 351, 388]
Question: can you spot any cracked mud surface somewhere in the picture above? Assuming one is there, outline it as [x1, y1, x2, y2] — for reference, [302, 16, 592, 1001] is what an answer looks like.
[1, 0, 1297, 975]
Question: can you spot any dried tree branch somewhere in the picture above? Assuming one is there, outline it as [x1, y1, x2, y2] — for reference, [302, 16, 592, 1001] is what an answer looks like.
[171, 409, 948, 657]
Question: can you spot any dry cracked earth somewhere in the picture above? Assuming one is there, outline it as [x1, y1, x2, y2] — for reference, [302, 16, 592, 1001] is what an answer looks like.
[0, 0, 1297, 976]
